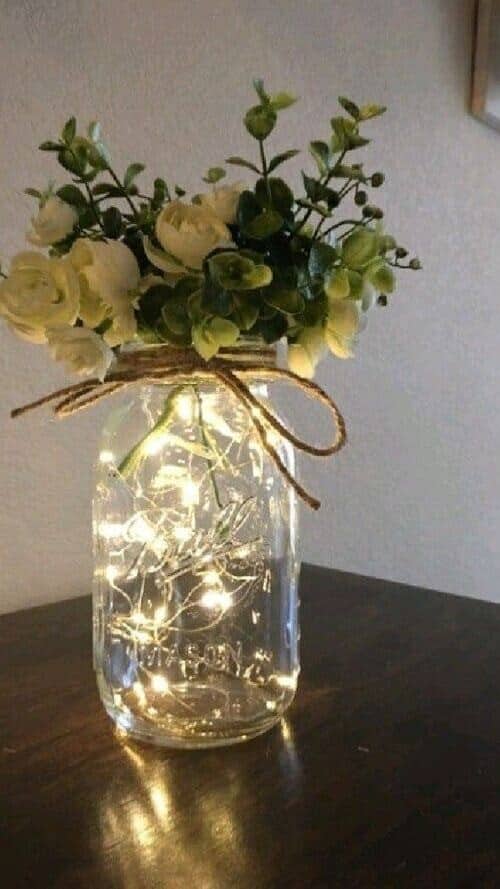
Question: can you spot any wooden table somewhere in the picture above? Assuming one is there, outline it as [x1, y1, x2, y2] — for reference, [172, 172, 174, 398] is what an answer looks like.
[1, 564, 500, 888]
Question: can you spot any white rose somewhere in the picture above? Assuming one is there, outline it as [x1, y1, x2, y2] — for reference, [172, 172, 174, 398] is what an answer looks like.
[0, 251, 79, 343]
[194, 182, 245, 224]
[47, 326, 113, 380]
[145, 200, 231, 271]
[287, 326, 327, 379]
[70, 239, 140, 345]
[26, 196, 78, 247]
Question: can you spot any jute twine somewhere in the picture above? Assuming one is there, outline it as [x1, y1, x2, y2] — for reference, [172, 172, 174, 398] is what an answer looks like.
[11, 346, 347, 510]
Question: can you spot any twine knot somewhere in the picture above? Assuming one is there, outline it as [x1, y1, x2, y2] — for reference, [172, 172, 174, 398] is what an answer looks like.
[11, 346, 347, 510]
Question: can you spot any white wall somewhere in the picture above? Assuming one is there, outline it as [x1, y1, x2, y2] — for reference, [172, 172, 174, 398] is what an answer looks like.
[0, 0, 498, 613]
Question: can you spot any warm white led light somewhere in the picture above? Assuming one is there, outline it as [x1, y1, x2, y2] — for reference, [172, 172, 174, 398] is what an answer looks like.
[200, 589, 233, 611]
[274, 673, 297, 690]
[99, 450, 115, 464]
[173, 526, 191, 542]
[133, 681, 147, 706]
[99, 521, 123, 539]
[176, 393, 194, 423]
[202, 569, 220, 586]
[144, 432, 169, 457]
[105, 565, 120, 583]
[181, 479, 199, 507]
[151, 674, 169, 694]
[154, 605, 166, 622]
[127, 515, 156, 544]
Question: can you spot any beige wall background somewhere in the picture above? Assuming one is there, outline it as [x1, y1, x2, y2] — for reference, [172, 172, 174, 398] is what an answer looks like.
[0, 0, 498, 613]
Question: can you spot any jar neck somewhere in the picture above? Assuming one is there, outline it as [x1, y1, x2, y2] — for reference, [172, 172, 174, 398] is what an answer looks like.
[116, 337, 277, 372]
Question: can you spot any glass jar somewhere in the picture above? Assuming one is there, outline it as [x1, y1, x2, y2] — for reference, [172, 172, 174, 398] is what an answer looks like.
[92, 343, 300, 748]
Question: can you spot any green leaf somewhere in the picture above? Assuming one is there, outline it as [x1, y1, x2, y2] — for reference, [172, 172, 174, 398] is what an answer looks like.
[296, 199, 331, 218]
[61, 117, 76, 145]
[237, 190, 261, 230]
[268, 149, 300, 173]
[308, 242, 339, 278]
[39, 141, 61, 152]
[202, 167, 226, 184]
[139, 284, 173, 326]
[87, 121, 101, 142]
[162, 301, 191, 336]
[24, 188, 42, 199]
[91, 182, 114, 196]
[152, 177, 169, 207]
[244, 105, 277, 140]
[251, 313, 288, 344]
[255, 177, 294, 215]
[244, 209, 284, 239]
[368, 263, 395, 293]
[226, 156, 261, 174]
[193, 323, 218, 360]
[309, 141, 330, 175]
[342, 229, 379, 269]
[207, 317, 240, 347]
[270, 92, 297, 111]
[348, 133, 370, 149]
[347, 270, 364, 299]
[324, 268, 350, 301]
[174, 185, 186, 197]
[208, 252, 273, 291]
[338, 97, 360, 119]
[58, 148, 85, 176]
[358, 103, 387, 120]
[265, 286, 304, 315]
[253, 78, 270, 104]
[333, 164, 367, 182]
[56, 184, 87, 207]
[102, 206, 122, 238]
[124, 163, 145, 188]
[232, 297, 259, 331]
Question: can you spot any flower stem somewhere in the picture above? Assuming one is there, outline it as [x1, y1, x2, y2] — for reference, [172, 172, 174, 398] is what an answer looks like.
[194, 385, 223, 509]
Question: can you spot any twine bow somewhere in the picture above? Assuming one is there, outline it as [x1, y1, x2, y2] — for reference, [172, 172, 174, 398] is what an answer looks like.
[11, 346, 346, 510]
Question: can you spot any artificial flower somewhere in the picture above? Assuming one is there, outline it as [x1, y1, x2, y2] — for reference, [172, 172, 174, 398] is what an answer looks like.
[0, 251, 79, 343]
[194, 182, 245, 224]
[150, 200, 231, 270]
[70, 239, 140, 344]
[47, 326, 113, 379]
[26, 196, 78, 247]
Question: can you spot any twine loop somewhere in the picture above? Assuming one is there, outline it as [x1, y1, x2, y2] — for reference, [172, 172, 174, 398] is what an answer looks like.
[11, 346, 347, 510]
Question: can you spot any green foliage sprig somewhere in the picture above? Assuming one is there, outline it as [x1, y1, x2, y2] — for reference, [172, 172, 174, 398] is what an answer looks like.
[1, 80, 420, 379]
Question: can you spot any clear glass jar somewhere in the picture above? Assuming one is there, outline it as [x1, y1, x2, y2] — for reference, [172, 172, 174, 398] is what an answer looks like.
[92, 343, 300, 748]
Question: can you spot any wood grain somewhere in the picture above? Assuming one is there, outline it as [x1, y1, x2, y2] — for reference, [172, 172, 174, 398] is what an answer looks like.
[1, 565, 500, 888]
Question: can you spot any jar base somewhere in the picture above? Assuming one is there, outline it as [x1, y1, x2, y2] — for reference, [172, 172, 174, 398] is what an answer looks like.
[97, 671, 294, 749]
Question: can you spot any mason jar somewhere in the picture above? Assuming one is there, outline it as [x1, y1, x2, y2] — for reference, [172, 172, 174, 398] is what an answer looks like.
[92, 342, 300, 748]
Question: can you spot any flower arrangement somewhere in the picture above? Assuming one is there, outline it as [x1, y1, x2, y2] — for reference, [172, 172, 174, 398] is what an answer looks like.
[0, 80, 419, 383]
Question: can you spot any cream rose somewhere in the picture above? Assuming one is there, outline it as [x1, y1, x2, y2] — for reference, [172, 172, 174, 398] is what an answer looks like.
[146, 200, 231, 271]
[70, 239, 140, 345]
[0, 251, 79, 343]
[47, 327, 113, 380]
[194, 182, 245, 224]
[26, 196, 78, 247]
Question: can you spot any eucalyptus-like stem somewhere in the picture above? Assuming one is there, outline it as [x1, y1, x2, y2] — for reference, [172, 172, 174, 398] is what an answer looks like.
[118, 387, 181, 478]
[258, 139, 272, 203]
[68, 148, 104, 232]
[292, 149, 348, 235]
[194, 385, 223, 509]
[105, 164, 140, 221]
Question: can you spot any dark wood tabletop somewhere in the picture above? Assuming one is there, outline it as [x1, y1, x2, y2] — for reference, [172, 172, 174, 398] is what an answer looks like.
[1, 564, 500, 889]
